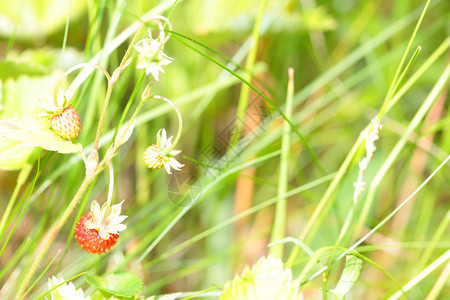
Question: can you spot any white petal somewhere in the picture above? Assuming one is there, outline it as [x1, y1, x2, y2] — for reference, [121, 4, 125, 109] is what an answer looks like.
[168, 158, 184, 170]
[170, 150, 181, 156]
[150, 68, 160, 81]
[149, 40, 162, 53]
[48, 276, 62, 289]
[90, 201, 101, 219]
[163, 163, 172, 174]
[164, 136, 173, 151]
[110, 201, 124, 217]
[134, 39, 147, 53]
[45, 92, 53, 103]
[111, 215, 128, 225]
[56, 88, 66, 106]
[109, 223, 127, 233]
[99, 203, 109, 221]
[85, 220, 96, 230]
[64, 89, 73, 104]
[98, 230, 110, 240]
[158, 129, 167, 147]
[136, 60, 147, 71]
[162, 53, 174, 62]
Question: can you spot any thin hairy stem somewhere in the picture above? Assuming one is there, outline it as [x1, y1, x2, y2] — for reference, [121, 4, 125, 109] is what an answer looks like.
[151, 95, 183, 152]
[16, 175, 95, 299]
[92, 23, 146, 152]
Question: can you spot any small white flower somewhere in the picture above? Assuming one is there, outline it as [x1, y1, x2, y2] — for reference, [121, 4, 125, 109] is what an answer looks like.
[134, 38, 173, 81]
[353, 179, 366, 201]
[47, 276, 90, 300]
[85, 200, 127, 240]
[221, 255, 303, 300]
[358, 157, 368, 172]
[365, 116, 382, 159]
[143, 128, 184, 174]
[352, 115, 382, 204]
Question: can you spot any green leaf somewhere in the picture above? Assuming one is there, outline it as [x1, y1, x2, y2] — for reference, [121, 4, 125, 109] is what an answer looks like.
[330, 255, 363, 299]
[86, 272, 143, 298]
[0, 117, 82, 154]
[0, 137, 35, 170]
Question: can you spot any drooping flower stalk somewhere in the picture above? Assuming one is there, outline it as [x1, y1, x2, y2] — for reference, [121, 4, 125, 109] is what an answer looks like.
[91, 24, 145, 154]
[143, 95, 184, 174]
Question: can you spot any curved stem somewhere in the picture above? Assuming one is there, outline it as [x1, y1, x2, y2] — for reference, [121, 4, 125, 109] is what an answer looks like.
[64, 63, 111, 82]
[92, 15, 173, 153]
[92, 24, 146, 152]
[141, 15, 173, 43]
[55, 63, 111, 96]
[151, 95, 183, 152]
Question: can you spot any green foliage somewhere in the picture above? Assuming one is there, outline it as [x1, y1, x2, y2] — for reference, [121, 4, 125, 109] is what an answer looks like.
[0, 0, 87, 38]
[86, 272, 143, 298]
[330, 255, 363, 300]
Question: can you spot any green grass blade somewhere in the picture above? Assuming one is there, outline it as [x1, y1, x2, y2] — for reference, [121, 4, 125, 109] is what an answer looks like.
[379, 0, 432, 117]
[0, 163, 32, 240]
[270, 68, 294, 258]
[230, 0, 267, 148]
[20, 250, 61, 300]
[304, 154, 450, 284]
[354, 64, 449, 237]
[387, 250, 450, 300]
[171, 34, 326, 174]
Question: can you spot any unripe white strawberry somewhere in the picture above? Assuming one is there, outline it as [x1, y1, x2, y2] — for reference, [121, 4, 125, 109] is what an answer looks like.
[143, 144, 164, 169]
[39, 88, 81, 140]
[50, 106, 81, 140]
[143, 129, 184, 174]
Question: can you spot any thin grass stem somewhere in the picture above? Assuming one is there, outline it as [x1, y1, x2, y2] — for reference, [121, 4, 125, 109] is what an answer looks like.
[270, 68, 294, 258]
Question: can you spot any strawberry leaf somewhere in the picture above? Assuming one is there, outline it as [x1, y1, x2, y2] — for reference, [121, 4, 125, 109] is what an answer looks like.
[0, 117, 82, 153]
[86, 272, 143, 298]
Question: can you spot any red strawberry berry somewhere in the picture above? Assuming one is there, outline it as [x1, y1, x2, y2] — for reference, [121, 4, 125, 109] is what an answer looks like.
[74, 211, 119, 254]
